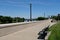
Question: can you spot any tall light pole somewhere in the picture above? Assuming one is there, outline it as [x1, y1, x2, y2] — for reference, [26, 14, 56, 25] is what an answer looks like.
[44, 12, 45, 17]
[30, 3, 32, 21]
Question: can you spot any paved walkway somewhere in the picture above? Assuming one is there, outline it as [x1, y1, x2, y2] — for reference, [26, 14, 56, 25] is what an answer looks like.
[0, 20, 51, 40]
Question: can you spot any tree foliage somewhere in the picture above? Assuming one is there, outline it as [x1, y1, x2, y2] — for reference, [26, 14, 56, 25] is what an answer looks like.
[51, 15, 60, 20]
[51, 16, 58, 20]
[36, 17, 48, 20]
[0, 15, 25, 24]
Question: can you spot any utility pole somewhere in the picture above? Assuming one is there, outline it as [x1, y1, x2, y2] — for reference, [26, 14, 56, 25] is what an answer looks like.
[44, 12, 45, 17]
[30, 3, 32, 21]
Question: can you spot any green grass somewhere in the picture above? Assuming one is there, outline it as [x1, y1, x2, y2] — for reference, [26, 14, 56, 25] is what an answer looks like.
[48, 22, 60, 40]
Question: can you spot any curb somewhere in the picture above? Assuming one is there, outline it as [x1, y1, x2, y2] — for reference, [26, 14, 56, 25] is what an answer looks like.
[45, 22, 56, 40]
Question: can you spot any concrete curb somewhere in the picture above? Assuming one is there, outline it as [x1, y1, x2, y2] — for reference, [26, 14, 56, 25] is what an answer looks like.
[0, 21, 42, 29]
[45, 22, 57, 40]
[45, 31, 51, 40]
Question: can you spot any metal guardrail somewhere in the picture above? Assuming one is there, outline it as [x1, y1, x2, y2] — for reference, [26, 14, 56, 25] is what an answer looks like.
[38, 25, 49, 40]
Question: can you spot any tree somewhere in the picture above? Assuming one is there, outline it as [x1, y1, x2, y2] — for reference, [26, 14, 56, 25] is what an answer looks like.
[51, 16, 58, 20]
[0, 15, 25, 24]
[13, 17, 25, 22]
[36, 17, 47, 20]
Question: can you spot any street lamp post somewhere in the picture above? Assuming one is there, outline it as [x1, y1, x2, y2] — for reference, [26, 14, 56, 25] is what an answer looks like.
[30, 3, 32, 21]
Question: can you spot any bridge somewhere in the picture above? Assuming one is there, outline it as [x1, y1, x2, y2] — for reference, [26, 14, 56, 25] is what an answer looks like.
[0, 19, 54, 40]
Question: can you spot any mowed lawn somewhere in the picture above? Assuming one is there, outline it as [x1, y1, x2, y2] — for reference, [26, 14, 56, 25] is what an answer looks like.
[48, 22, 60, 40]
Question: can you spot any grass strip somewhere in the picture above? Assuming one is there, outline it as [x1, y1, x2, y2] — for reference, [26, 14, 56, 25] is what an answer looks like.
[48, 22, 60, 40]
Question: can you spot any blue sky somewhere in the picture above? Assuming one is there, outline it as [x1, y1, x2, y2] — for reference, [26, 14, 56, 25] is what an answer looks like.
[0, 0, 60, 18]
